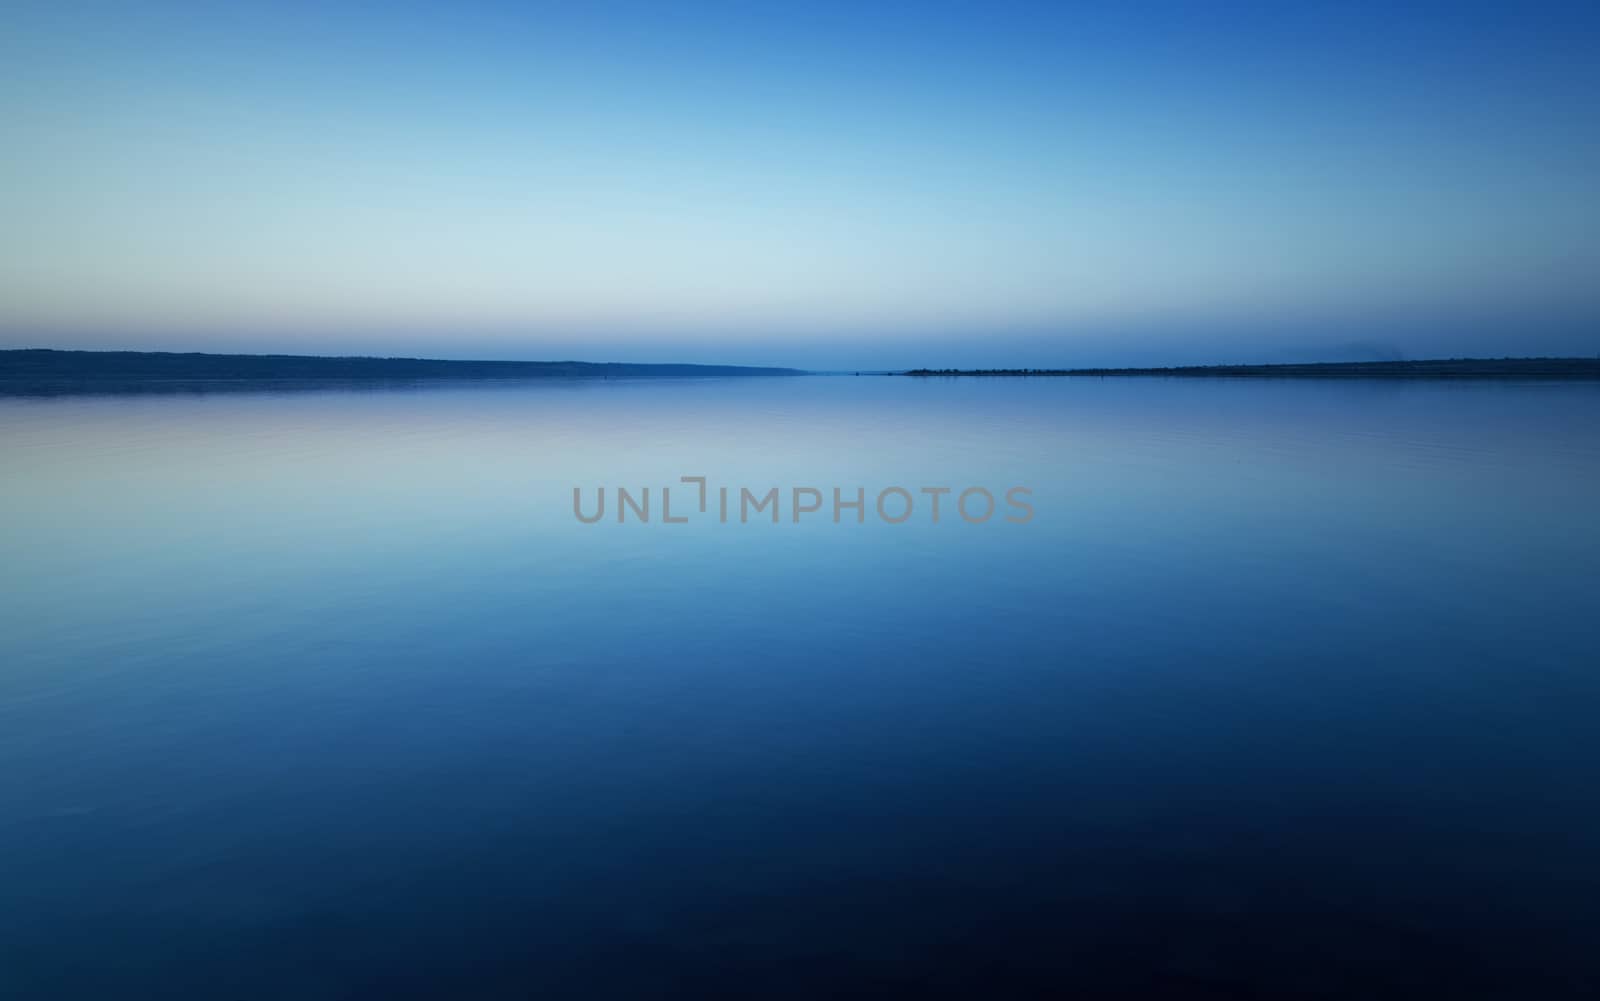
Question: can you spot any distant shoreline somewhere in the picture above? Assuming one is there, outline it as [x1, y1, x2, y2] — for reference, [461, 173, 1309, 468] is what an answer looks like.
[0, 349, 804, 390]
[6, 351, 1600, 392]
[904, 358, 1600, 379]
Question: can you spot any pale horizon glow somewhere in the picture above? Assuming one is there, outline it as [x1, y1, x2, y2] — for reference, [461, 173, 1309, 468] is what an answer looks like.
[3, 2, 1598, 368]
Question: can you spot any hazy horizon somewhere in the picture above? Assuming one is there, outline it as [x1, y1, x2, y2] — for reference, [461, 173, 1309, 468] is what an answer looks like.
[5, 311, 1598, 373]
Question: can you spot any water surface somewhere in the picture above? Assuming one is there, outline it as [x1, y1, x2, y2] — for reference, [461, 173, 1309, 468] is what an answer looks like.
[2, 376, 1598, 998]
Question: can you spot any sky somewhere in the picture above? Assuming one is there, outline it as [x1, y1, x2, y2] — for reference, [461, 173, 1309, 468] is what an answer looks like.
[2, 0, 1598, 369]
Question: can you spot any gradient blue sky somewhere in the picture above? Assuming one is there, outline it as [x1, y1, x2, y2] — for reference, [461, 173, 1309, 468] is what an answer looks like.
[3, 1, 1598, 368]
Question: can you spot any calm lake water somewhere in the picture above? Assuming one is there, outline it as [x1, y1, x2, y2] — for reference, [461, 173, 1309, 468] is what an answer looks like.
[2, 376, 1599, 999]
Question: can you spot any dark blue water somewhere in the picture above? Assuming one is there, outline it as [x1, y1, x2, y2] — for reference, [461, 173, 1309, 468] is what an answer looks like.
[3, 376, 1598, 998]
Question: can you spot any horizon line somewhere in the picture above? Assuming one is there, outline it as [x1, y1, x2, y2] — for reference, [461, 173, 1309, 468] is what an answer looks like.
[5, 347, 1600, 382]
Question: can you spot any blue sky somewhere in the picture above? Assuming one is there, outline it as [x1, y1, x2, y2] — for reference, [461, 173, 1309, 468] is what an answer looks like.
[2, 1, 1598, 367]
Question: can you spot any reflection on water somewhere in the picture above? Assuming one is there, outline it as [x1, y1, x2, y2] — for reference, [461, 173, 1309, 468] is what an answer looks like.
[2, 376, 1599, 998]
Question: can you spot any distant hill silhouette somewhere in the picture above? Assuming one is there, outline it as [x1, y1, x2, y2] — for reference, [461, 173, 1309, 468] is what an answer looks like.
[905, 358, 1600, 379]
[0, 349, 803, 394]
